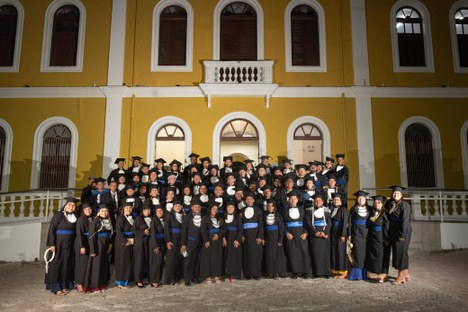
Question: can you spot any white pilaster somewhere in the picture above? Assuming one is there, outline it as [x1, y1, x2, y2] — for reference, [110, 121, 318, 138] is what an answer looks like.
[350, 0, 370, 86]
[107, 0, 127, 86]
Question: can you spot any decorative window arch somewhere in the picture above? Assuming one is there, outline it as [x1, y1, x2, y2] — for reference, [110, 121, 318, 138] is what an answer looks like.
[461, 120, 468, 189]
[213, 0, 264, 60]
[287, 116, 331, 163]
[390, 0, 434, 72]
[398, 116, 444, 188]
[0, 0, 24, 72]
[151, 0, 193, 72]
[147, 116, 192, 165]
[221, 119, 258, 141]
[41, 0, 86, 72]
[213, 112, 266, 164]
[284, 0, 326, 72]
[31, 117, 79, 189]
[450, 1, 468, 73]
[0, 118, 13, 192]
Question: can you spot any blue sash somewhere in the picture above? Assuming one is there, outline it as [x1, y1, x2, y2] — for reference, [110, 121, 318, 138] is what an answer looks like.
[122, 231, 133, 237]
[286, 221, 303, 228]
[56, 229, 75, 235]
[373, 225, 383, 232]
[353, 219, 367, 225]
[208, 228, 220, 234]
[243, 222, 258, 229]
[98, 232, 110, 238]
[227, 226, 237, 231]
[83, 232, 89, 236]
[169, 228, 181, 234]
[265, 224, 279, 231]
[155, 233, 165, 239]
[313, 221, 325, 227]
[336, 179, 347, 185]
[332, 220, 341, 227]
[188, 235, 200, 242]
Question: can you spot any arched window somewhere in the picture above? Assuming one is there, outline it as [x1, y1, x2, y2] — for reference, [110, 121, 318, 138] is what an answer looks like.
[41, 0, 86, 72]
[390, 0, 433, 72]
[0, 126, 6, 189]
[0, 1, 23, 72]
[404, 123, 435, 187]
[154, 124, 186, 163]
[450, 2, 468, 72]
[292, 123, 323, 164]
[39, 124, 72, 189]
[220, 119, 259, 162]
[152, 0, 193, 72]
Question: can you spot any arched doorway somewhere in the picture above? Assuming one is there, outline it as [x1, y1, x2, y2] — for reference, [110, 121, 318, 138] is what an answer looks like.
[154, 123, 185, 165]
[220, 119, 259, 164]
[292, 122, 323, 163]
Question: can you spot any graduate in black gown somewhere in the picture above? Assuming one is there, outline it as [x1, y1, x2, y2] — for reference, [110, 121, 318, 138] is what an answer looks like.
[149, 205, 166, 287]
[164, 200, 184, 285]
[84, 204, 113, 293]
[75, 203, 93, 293]
[223, 201, 243, 282]
[386, 186, 412, 285]
[181, 200, 203, 286]
[263, 200, 287, 279]
[329, 193, 349, 278]
[132, 204, 152, 288]
[283, 191, 310, 279]
[199, 202, 224, 284]
[348, 191, 372, 281]
[241, 193, 264, 280]
[114, 200, 134, 289]
[366, 195, 389, 283]
[306, 194, 331, 278]
[45, 197, 78, 295]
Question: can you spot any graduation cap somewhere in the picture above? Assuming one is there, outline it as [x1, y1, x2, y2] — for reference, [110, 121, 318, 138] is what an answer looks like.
[82, 203, 92, 209]
[371, 195, 387, 202]
[331, 193, 342, 199]
[282, 158, 293, 164]
[225, 201, 236, 207]
[260, 155, 271, 160]
[88, 176, 97, 181]
[389, 185, 406, 192]
[200, 156, 211, 163]
[169, 159, 182, 167]
[328, 174, 337, 180]
[272, 166, 282, 173]
[141, 163, 150, 168]
[173, 199, 183, 206]
[213, 182, 225, 189]
[167, 173, 177, 180]
[244, 192, 255, 199]
[312, 193, 325, 201]
[288, 190, 301, 198]
[131, 156, 143, 160]
[190, 198, 203, 206]
[283, 173, 295, 182]
[308, 161, 319, 166]
[353, 190, 369, 197]
[316, 161, 325, 167]
[154, 204, 163, 210]
[149, 184, 160, 191]
[114, 158, 125, 164]
[98, 203, 108, 210]
[295, 164, 307, 170]
[131, 172, 141, 177]
[244, 159, 255, 164]
[208, 200, 220, 208]
[95, 177, 106, 184]
[209, 164, 219, 170]
[262, 184, 275, 192]
[189, 153, 200, 158]
[235, 186, 244, 192]
[325, 157, 335, 163]
[63, 196, 78, 204]
[192, 171, 202, 178]
[237, 164, 247, 171]
[256, 163, 267, 170]
[223, 156, 233, 162]
[142, 204, 152, 210]
[123, 184, 138, 192]
[154, 158, 166, 164]
[335, 154, 345, 159]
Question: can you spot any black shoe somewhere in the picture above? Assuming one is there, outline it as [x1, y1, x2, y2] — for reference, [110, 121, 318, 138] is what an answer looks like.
[301, 274, 309, 279]
[245, 276, 251, 280]
[185, 281, 192, 286]
[191, 279, 199, 284]
[292, 273, 298, 279]
[253, 276, 260, 280]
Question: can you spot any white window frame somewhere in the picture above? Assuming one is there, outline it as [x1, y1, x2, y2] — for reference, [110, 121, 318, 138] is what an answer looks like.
[398, 116, 444, 189]
[284, 0, 327, 72]
[151, 0, 194, 72]
[31, 117, 79, 190]
[0, 0, 24, 72]
[449, 0, 468, 73]
[212, 112, 266, 165]
[390, 0, 434, 73]
[0, 118, 13, 192]
[286, 116, 331, 161]
[213, 0, 264, 61]
[461, 120, 468, 189]
[40, 0, 86, 72]
[147, 116, 192, 166]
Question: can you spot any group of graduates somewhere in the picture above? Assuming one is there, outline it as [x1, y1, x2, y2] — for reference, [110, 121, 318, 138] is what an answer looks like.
[44, 153, 412, 295]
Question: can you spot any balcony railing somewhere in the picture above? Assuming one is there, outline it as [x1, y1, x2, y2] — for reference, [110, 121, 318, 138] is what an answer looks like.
[203, 60, 274, 84]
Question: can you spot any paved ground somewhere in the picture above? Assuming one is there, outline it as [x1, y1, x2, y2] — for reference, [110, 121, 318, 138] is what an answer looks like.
[0, 250, 467, 312]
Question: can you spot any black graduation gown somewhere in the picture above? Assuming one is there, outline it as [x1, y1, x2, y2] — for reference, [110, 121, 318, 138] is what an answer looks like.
[181, 213, 203, 282]
[305, 208, 331, 277]
[84, 218, 112, 289]
[365, 210, 388, 274]
[114, 214, 134, 284]
[275, 188, 296, 213]
[81, 185, 94, 204]
[334, 166, 349, 204]
[283, 206, 310, 274]
[386, 199, 412, 270]
[45, 212, 76, 291]
[349, 205, 372, 269]
[149, 217, 166, 284]
[164, 211, 183, 284]
[199, 218, 224, 278]
[223, 216, 243, 278]
[132, 215, 151, 283]
[91, 189, 110, 211]
[263, 213, 287, 275]
[74, 215, 91, 285]
[241, 206, 264, 278]
[108, 167, 127, 184]
[330, 206, 349, 273]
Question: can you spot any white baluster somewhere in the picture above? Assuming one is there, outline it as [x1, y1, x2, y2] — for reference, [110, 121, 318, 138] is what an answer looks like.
[39, 194, 45, 217]
[411, 194, 422, 220]
[19, 195, 26, 217]
[461, 195, 467, 216]
[442, 194, 449, 217]
[0, 195, 5, 217]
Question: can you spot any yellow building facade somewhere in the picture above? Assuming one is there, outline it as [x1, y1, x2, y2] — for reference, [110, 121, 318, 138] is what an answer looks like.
[0, 0, 467, 197]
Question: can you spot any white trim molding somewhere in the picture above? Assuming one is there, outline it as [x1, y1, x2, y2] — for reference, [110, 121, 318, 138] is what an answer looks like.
[30, 117, 79, 190]
[286, 115, 331, 162]
[212, 112, 266, 165]
[0, 0, 24, 73]
[284, 0, 327, 72]
[461, 120, 468, 189]
[147, 116, 192, 166]
[199, 83, 278, 108]
[390, 0, 434, 73]
[40, 0, 87, 72]
[213, 0, 264, 60]
[151, 0, 194, 72]
[0, 118, 13, 192]
[449, 0, 468, 73]
[398, 116, 444, 189]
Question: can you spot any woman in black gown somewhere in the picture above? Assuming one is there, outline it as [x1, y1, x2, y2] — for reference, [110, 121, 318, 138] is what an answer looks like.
[329, 193, 349, 279]
[180, 200, 203, 286]
[164, 200, 184, 285]
[132, 204, 152, 288]
[223, 201, 243, 282]
[75, 203, 93, 293]
[149, 205, 166, 287]
[263, 200, 287, 279]
[241, 193, 264, 280]
[45, 197, 78, 295]
[114, 199, 134, 289]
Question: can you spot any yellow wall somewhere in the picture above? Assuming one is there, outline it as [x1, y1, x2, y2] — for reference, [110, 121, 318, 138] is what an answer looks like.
[366, 0, 468, 87]
[0, 98, 106, 191]
[0, 0, 111, 87]
[372, 98, 468, 189]
[124, 0, 354, 87]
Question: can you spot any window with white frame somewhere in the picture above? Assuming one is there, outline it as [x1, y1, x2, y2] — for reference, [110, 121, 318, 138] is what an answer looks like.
[390, 0, 434, 72]
[284, 0, 326, 72]
[41, 0, 86, 72]
[151, 0, 193, 72]
[0, 0, 23, 72]
[450, 2, 468, 72]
